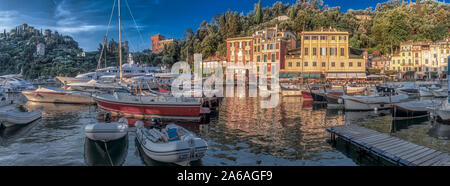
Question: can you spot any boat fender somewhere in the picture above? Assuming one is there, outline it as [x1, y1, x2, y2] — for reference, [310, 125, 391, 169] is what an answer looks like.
[135, 120, 144, 128]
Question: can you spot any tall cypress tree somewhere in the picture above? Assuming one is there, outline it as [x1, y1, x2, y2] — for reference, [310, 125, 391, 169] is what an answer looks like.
[254, 0, 262, 24]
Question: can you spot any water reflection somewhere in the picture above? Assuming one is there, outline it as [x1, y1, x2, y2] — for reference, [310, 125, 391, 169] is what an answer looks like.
[427, 122, 450, 140]
[0, 119, 42, 146]
[84, 137, 128, 166]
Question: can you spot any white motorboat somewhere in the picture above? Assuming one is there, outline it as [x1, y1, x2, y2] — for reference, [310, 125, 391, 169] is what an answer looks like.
[66, 80, 128, 93]
[135, 119, 208, 166]
[85, 117, 128, 142]
[22, 86, 95, 104]
[0, 74, 35, 93]
[0, 104, 42, 128]
[342, 94, 409, 111]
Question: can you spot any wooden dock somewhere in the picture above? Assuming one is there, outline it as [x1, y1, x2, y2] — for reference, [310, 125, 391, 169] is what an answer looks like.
[326, 124, 450, 166]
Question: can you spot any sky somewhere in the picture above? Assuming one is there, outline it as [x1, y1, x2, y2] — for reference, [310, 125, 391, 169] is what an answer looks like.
[0, 0, 443, 52]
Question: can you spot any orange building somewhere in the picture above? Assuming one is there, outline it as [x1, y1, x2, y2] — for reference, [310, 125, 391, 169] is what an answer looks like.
[151, 34, 174, 53]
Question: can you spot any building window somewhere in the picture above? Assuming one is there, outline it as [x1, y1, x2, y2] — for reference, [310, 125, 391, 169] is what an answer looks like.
[296, 62, 300, 67]
[339, 36, 346, 40]
[340, 48, 345, 56]
[313, 62, 317, 67]
[332, 36, 336, 40]
[264, 54, 267, 62]
[288, 62, 292, 67]
[415, 53, 418, 57]
[304, 36, 310, 40]
[320, 48, 327, 56]
[257, 56, 260, 62]
[322, 62, 326, 67]
[304, 62, 308, 67]
[340, 62, 345, 67]
[358, 62, 362, 67]
[408, 52, 411, 56]
[415, 60, 418, 65]
[312, 36, 318, 40]
[271, 54, 275, 62]
[331, 62, 335, 67]
[313, 48, 317, 56]
[349, 62, 353, 67]
[402, 53, 405, 57]
[304, 48, 309, 56]
[408, 59, 411, 65]
[320, 36, 327, 40]
[402, 59, 405, 65]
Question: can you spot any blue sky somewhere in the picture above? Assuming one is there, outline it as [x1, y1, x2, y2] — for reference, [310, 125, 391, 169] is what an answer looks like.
[0, 0, 440, 52]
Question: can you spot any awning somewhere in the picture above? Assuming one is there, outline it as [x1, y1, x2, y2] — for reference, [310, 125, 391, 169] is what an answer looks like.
[301, 73, 321, 79]
[337, 73, 347, 79]
[326, 73, 367, 79]
[327, 73, 337, 79]
[279, 73, 300, 79]
[356, 73, 367, 79]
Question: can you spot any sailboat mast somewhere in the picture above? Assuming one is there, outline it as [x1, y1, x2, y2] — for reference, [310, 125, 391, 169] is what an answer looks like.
[118, 0, 123, 84]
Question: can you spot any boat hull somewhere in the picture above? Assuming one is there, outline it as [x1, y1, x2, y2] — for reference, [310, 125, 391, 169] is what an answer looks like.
[343, 98, 392, 111]
[94, 98, 202, 122]
[135, 127, 207, 165]
[22, 90, 95, 104]
[0, 109, 42, 128]
[392, 105, 429, 120]
[311, 92, 327, 102]
[85, 119, 128, 142]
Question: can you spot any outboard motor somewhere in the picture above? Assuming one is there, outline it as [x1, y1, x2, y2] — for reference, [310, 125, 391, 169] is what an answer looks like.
[149, 117, 163, 129]
[104, 112, 112, 123]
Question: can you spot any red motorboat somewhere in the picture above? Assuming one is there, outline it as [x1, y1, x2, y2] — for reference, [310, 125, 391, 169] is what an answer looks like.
[93, 92, 208, 123]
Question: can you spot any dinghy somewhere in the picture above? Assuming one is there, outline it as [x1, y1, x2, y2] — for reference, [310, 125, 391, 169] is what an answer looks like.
[0, 105, 42, 128]
[135, 118, 208, 166]
[85, 114, 128, 142]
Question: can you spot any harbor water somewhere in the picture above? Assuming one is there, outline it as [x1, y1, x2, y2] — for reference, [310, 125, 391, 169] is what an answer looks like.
[1, 93, 450, 166]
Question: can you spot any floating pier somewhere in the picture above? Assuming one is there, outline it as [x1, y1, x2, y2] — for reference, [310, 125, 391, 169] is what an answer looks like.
[326, 124, 450, 166]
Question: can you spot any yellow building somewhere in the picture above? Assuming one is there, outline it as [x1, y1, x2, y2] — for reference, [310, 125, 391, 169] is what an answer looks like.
[391, 39, 449, 79]
[283, 28, 366, 80]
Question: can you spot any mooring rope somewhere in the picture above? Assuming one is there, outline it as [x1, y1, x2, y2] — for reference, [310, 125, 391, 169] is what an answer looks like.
[103, 142, 114, 166]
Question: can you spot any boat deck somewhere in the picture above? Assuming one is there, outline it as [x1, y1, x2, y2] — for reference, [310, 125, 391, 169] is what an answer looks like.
[326, 124, 450, 166]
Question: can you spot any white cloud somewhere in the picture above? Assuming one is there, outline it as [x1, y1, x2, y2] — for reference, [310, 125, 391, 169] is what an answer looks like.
[53, 25, 106, 33]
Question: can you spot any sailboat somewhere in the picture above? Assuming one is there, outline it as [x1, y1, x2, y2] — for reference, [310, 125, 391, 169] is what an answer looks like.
[436, 59, 450, 123]
[92, 0, 208, 123]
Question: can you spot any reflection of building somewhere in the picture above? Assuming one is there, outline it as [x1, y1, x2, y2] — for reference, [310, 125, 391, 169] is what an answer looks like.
[151, 34, 174, 53]
[283, 27, 366, 80]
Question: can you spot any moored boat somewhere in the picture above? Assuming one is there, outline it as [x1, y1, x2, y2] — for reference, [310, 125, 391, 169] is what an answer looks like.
[135, 119, 208, 166]
[93, 92, 205, 123]
[341, 94, 409, 111]
[22, 87, 95, 104]
[0, 104, 42, 128]
[85, 115, 128, 142]
[392, 100, 440, 120]
[301, 91, 313, 101]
